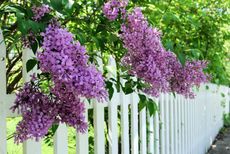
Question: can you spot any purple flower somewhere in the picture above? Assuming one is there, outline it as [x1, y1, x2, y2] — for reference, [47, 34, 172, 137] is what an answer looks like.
[32, 4, 50, 21]
[120, 7, 209, 98]
[12, 22, 107, 143]
[11, 82, 57, 144]
[103, 0, 129, 21]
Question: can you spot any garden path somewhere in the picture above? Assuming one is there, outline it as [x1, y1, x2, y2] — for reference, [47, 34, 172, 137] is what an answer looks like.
[207, 128, 230, 154]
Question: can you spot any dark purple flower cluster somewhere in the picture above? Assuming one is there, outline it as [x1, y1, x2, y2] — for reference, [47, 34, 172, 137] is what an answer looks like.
[32, 4, 50, 21]
[120, 8, 209, 98]
[103, 0, 128, 21]
[11, 82, 57, 144]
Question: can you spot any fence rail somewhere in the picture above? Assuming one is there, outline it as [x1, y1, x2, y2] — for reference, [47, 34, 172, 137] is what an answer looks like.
[0, 29, 230, 154]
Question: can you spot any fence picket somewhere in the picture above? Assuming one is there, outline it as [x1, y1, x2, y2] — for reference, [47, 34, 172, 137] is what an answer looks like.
[121, 93, 130, 154]
[76, 103, 89, 154]
[165, 93, 170, 154]
[174, 95, 178, 154]
[94, 102, 105, 154]
[54, 124, 68, 154]
[147, 111, 154, 153]
[0, 29, 6, 95]
[154, 98, 160, 154]
[0, 29, 7, 154]
[159, 94, 165, 154]
[0, 104, 7, 154]
[169, 94, 174, 154]
[181, 96, 185, 154]
[140, 107, 147, 154]
[108, 92, 118, 154]
[131, 94, 139, 154]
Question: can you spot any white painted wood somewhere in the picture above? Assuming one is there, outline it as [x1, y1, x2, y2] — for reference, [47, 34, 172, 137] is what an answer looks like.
[131, 93, 138, 154]
[164, 93, 170, 154]
[120, 92, 130, 154]
[54, 123, 68, 154]
[173, 95, 178, 154]
[0, 29, 6, 95]
[185, 98, 189, 154]
[178, 95, 182, 154]
[0, 102, 7, 154]
[0, 29, 7, 154]
[147, 111, 154, 153]
[76, 104, 89, 154]
[181, 96, 185, 154]
[159, 94, 165, 154]
[94, 102, 105, 154]
[23, 139, 41, 154]
[140, 107, 147, 154]
[108, 92, 118, 154]
[169, 94, 174, 154]
[154, 98, 160, 154]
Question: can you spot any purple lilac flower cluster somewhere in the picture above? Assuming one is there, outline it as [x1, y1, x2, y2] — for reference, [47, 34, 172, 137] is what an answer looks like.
[120, 8, 173, 96]
[120, 8, 209, 98]
[38, 23, 107, 100]
[11, 82, 57, 144]
[103, 0, 128, 21]
[12, 23, 107, 143]
[32, 4, 50, 21]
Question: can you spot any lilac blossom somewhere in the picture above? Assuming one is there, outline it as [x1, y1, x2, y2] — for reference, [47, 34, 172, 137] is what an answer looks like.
[11, 82, 57, 144]
[103, 0, 128, 20]
[12, 22, 107, 143]
[120, 8, 171, 96]
[120, 7, 209, 97]
[32, 4, 50, 21]
[38, 23, 107, 100]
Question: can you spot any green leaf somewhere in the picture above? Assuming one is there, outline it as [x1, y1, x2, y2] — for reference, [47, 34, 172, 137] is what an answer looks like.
[105, 81, 114, 100]
[138, 94, 147, 112]
[51, 124, 59, 134]
[122, 80, 134, 95]
[221, 93, 225, 98]
[147, 99, 157, 116]
[177, 52, 186, 66]
[26, 58, 37, 72]
[50, 0, 64, 12]
[31, 41, 38, 54]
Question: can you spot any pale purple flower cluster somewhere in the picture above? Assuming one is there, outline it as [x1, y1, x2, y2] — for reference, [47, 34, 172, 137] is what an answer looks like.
[32, 4, 50, 21]
[120, 8, 209, 98]
[120, 8, 172, 96]
[169, 59, 209, 98]
[103, 0, 128, 20]
[12, 23, 107, 143]
[38, 23, 107, 100]
[11, 81, 87, 144]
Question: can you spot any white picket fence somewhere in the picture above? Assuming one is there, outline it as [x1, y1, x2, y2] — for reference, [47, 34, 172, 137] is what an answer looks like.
[0, 29, 230, 154]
